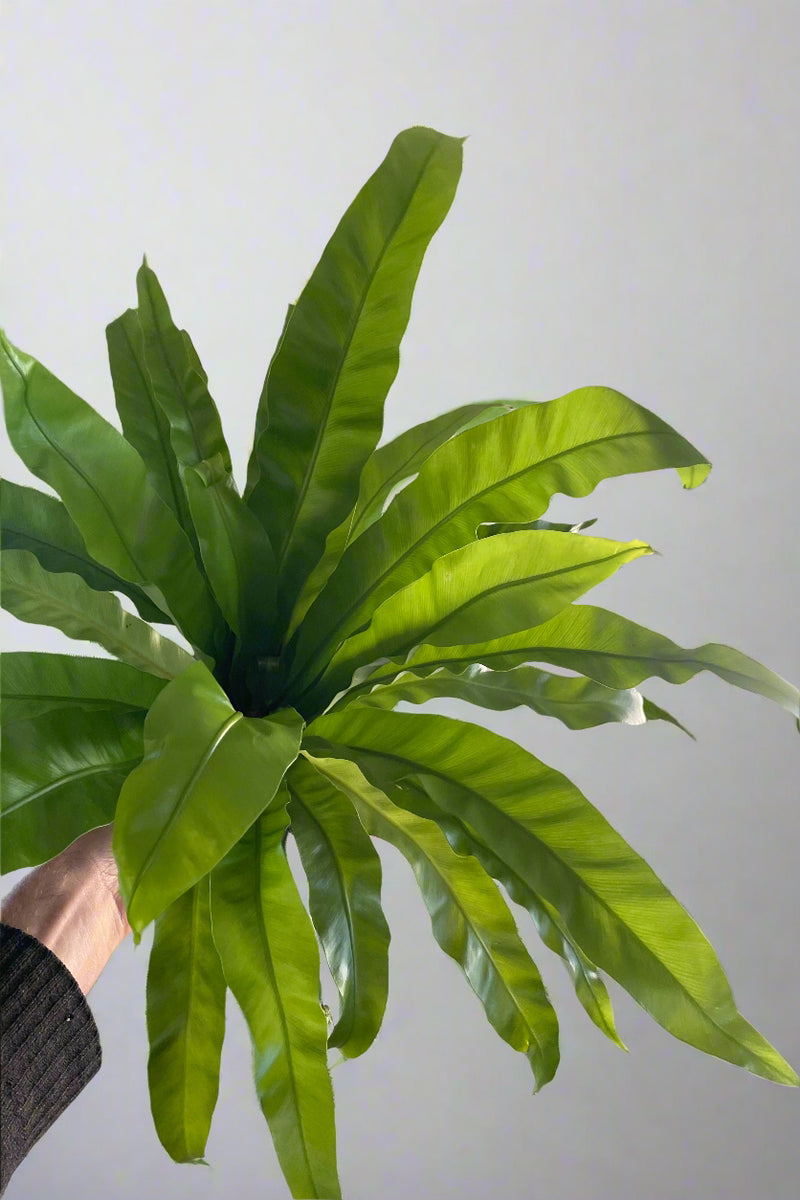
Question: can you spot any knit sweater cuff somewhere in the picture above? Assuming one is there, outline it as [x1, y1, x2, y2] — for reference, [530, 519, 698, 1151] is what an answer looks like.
[0, 923, 102, 1195]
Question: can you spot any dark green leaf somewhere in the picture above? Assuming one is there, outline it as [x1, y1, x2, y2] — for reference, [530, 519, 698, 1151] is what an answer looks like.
[1, 549, 195, 679]
[294, 531, 652, 710]
[291, 386, 711, 678]
[244, 126, 464, 631]
[0, 332, 224, 657]
[1, 478, 171, 624]
[0, 651, 165, 724]
[209, 798, 341, 1199]
[1, 707, 143, 870]
[147, 876, 227, 1165]
[113, 660, 304, 941]
[303, 752, 561, 1092]
[286, 755, 390, 1058]
[306, 709, 798, 1085]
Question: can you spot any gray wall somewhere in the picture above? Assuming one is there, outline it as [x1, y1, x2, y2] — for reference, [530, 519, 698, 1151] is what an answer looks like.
[2, 2, 798, 1197]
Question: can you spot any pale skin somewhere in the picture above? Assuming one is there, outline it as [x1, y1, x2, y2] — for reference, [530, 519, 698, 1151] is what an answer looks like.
[0, 823, 131, 996]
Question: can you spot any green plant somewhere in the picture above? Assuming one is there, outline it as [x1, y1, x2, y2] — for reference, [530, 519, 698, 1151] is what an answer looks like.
[1, 125, 797, 1199]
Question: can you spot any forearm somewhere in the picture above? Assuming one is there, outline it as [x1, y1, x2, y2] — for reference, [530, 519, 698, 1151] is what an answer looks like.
[0, 828, 129, 996]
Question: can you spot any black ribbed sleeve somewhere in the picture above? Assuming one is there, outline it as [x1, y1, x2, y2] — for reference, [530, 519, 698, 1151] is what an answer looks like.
[0, 923, 102, 1196]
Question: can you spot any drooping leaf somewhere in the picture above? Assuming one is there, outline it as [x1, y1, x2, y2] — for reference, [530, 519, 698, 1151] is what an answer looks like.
[136, 260, 234, 479]
[106, 308, 199, 552]
[0, 332, 224, 657]
[293, 531, 652, 711]
[303, 752, 561, 1092]
[184, 452, 277, 647]
[209, 798, 341, 1199]
[244, 126, 464, 631]
[286, 755, 390, 1058]
[0, 549, 196, 679]
[0, 706, 144, 870]
[0, 651, 165, 724]
[1, 478, 171, 624]
[337, 603, 800, 726]
[306, 708, 799, 1086]
[291, 386, 711, 677]
[113, 660, 304, 942]
[286, 400, 527, 640]
[146, 876, 227, 1165]
[385, 774, 626, 1050]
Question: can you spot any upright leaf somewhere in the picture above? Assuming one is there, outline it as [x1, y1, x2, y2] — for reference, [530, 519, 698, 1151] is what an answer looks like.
[0, 651, 165, 724]
[1, 549, 195, 679]
[303, 753, 561, 1092]
[136, 261, 233, 478]
[184, 453, 277, 647]
[287, 755, 390, 1058]
[1, 478, 171, 624]
[209, 800, 342, 1199]
[106, 308, 198, 548]
[294, 531, 652, 711]
[0, 333, 224, 657]
[306, 709, 798, 1085]
[1, 707, 143, 870]
[292, 387, 711, 676]
[147, 877, 227, 1165]
[113, 660, 304, 941]
[339, 603, 800, 725]
[244, 126, 464, 629]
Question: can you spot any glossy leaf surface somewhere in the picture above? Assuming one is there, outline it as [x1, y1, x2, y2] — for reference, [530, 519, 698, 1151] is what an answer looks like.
[1, 706, 143, 870]
[292, 386, 710, 675]
[244, 126, 464, 630]
[185, 453, 277, 646]
[209, 800, 341, 1199]
[287, 400, 525, 640]
[136, 261, 233, 478]
[297, 532, 652, 710]
[113, 660, 304, 941]
[304, 753, 561, 1092]
[0, 651, 165, 724]
[1, 478, 170, 624]
[1, 549, 195, 679]
[146, 877, 227, 1164]
[0, 333, 222, 656]
[340, 603, 800, 725]
[287, 755, 390, 1058]
[307, 709, 798, 1085]
[388, 775, 626, 1049]
[106, 308, 198, 549]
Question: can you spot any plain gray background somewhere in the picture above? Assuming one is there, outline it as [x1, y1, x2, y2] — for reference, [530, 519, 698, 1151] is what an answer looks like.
[2, 2, 798, 1197]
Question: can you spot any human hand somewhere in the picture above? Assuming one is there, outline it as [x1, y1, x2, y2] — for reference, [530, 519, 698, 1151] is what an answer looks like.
[0, 823, 131, 996]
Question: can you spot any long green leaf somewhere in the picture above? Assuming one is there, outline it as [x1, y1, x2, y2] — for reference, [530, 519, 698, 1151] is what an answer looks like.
[384, 775, 626, 1050]
[306, 709, 798, 1085]
[0, 333, 224, 657]
[113, 660, 304, 941]
[106, 308, 199, 550]
[303, 752, 561, 1092]
[146, 876, 227, 1165]
[209, 799, 341, 1199]
[1, 549, 195, 679]
[286, 756, 390, 1059]
[244, 126, 464, 630]
[1, 477, 171, 624]
[338, 603, 800, 725]
[478, 516, 598, 538]
[136, 261, 234, 479]
[291, 386, 711, 678]
[0, 651, 165, 724]
[295, 531, 652, 710]
[185, 453, 277, 647]
[286, 400, 526, 641]
[0, 707, 143, 870]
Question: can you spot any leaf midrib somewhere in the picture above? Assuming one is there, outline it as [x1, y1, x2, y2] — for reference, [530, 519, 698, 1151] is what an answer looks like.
[3, 757, 141, 815]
